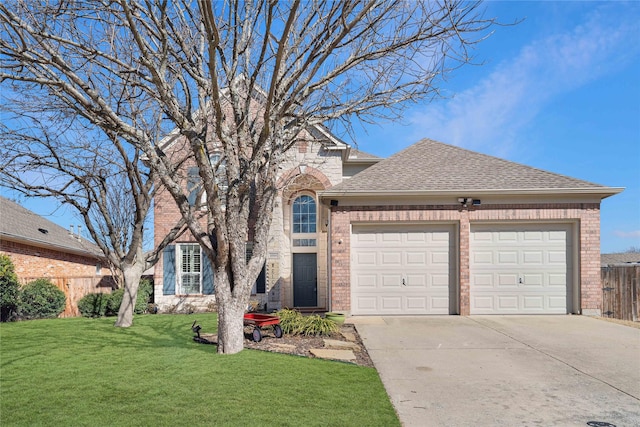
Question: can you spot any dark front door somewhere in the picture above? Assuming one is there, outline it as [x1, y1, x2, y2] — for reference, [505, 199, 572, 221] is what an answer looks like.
[293, 253, 317, 307]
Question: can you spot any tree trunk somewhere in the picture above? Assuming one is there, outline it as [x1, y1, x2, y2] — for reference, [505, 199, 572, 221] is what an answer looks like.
[215, 273, 251, 354]
[114, 262, 145, 328]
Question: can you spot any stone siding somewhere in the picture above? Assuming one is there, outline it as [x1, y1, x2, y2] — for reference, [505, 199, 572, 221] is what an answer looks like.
[153, 134, 346, 312]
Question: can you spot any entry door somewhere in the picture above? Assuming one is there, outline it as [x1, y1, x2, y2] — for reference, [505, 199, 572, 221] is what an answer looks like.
[293, 253, 317, 307]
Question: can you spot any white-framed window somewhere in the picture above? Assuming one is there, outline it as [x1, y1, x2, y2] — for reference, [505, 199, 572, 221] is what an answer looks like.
[292, 194, 317, 249]
[177, 243, 202, 294]
[187, 153, 228, 209]
[209, 153, 228, 194]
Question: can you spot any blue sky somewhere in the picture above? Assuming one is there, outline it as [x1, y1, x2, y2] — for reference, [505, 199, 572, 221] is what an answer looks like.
[3, 1, 639, 253]
[352, 1, 640, 253]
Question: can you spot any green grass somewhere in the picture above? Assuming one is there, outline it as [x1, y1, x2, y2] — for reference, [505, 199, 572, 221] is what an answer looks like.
[0, 314, 399, 426]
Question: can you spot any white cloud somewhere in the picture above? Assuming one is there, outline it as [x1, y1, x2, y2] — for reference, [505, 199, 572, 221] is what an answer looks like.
[613, 230, 640, 239]
[407, 4, 640, 157]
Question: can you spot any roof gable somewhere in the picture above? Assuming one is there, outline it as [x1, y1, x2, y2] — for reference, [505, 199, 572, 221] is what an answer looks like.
[324, 139, 621, 196]
[0, 197, 101, 257]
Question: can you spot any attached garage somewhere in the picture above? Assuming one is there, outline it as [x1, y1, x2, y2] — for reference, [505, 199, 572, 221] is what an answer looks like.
[350, 224, 456, 315]
[322, 139, 622, 316]
[470, 223, 574, 314]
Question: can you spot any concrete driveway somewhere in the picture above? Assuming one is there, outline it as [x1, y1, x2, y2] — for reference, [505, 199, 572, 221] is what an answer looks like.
[352, 316, 640, 427]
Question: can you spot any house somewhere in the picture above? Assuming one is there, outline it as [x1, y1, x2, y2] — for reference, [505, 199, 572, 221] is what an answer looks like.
[154, 135, 622, 316]
[0, 196, 111, 316]
[601, 253, 640, 267]
[153, 124, 378, 312]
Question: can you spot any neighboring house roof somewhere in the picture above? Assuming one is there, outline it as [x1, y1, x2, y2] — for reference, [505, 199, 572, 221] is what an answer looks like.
[0, 196, 102, 258]
[322, 139, 623, 197]
[601, 253, 640, 267]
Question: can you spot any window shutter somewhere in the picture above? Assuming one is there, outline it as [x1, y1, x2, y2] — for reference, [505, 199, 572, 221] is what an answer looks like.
[187, 167, 200, 206]
[202, 252, 214, 295]
[162, 245, 176, 295]
[256, 263, 266, 294]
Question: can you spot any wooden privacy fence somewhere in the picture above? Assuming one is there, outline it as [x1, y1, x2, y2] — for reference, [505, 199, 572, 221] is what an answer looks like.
[21, 276, 114, 318]
[601, 266, 639, 322]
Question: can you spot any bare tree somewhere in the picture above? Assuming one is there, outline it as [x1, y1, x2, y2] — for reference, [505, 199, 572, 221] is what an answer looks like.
[1, 0, 495, 353]
[0, 111, 190, 328]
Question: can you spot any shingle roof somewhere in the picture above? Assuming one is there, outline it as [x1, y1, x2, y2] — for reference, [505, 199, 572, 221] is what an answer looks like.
[324, 139, 621, 195]
[348, 148, 381, 161]
[0, 197, 102, 257]
[601, 253, 640, 266]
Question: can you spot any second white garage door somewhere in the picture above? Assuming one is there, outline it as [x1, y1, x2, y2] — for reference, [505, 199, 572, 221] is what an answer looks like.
[470, 223, 573, 314]
[351, 224, 456, 315]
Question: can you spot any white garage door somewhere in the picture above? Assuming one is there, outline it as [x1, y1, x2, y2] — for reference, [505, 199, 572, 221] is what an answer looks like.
[351, 224, 455, 315]
[470, 223, 573, 314]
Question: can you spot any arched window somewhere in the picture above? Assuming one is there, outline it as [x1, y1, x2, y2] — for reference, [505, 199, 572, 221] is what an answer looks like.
[292, 195, 317, 247]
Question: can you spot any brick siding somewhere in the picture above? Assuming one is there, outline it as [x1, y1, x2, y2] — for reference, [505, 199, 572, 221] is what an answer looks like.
[330, 203, 602, 315]
[1, 239, 100, 279]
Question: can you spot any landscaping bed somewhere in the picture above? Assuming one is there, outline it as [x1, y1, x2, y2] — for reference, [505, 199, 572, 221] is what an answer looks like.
[247, 322, 374, 367]
[201, 323, 375, 367]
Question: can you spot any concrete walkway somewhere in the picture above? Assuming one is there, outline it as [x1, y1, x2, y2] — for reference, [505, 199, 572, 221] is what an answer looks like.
[352, 316, 640, 427]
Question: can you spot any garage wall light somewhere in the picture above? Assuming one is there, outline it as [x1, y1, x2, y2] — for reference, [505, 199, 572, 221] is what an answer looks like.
[458, 198, 481, 208]
[457, 197, 472, 208]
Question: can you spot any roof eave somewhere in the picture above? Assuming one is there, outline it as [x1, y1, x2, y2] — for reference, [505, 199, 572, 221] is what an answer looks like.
[319, 187, 625, 201]
[343, 158, 382, 165]
[0, 233, 103, 259]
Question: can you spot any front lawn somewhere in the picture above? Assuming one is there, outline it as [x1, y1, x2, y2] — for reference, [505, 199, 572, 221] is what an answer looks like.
[0, 313, 398, 426]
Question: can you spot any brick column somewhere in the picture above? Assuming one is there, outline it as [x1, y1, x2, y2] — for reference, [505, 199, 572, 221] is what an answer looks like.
[330, 208, 351, 312]
[580, 207, 602, 315]
[459, 213, 470, 315]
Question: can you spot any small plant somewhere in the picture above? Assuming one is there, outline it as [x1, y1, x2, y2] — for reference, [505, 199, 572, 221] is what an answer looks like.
[182, 303, 197, 314]
[0, 255, 20, 322]
[247, 300, 262, 312]
[78, 293, 110, 318]
[18, 278, 66, 320]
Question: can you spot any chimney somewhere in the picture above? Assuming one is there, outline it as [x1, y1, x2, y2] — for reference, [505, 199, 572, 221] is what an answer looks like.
[76, 225, 82, 242]
[69, 225, 74, 235]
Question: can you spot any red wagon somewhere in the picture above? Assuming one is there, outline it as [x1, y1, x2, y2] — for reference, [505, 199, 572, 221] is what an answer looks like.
[243, 313, 283, 342]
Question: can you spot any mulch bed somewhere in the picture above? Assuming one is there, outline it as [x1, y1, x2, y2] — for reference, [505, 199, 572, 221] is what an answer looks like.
[200, 324, 375, 367]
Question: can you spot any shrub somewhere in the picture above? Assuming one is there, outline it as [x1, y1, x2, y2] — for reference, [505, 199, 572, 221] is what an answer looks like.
[297, 314, 338, 337]
[106, 278, 154, 317]
[18, 278, 66, 320]
[135, 279, 153, 314]
[106, 288, 124, 316]
[0, 255, 20, 322]
[274, 309, 338, 337]
[77, 293, 110, 318]
[275, 308, 303, 334]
